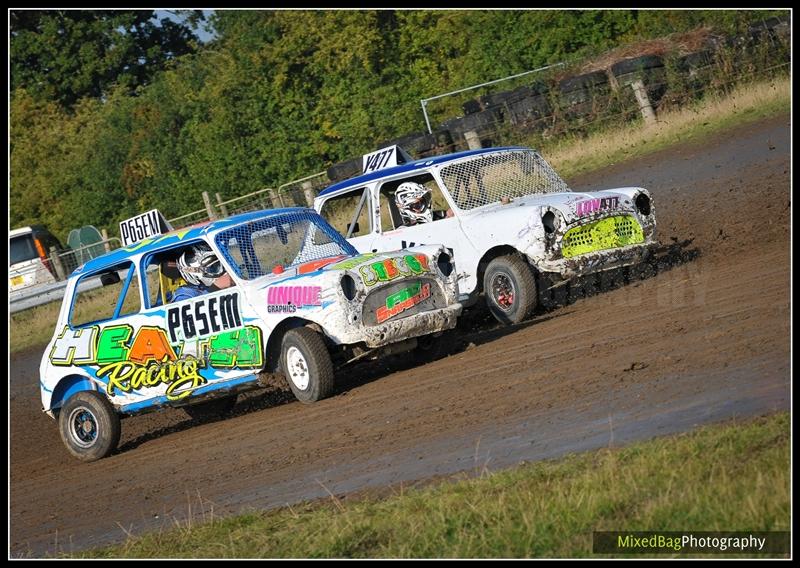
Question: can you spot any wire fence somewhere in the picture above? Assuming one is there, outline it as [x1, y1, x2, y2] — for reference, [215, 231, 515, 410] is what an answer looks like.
[348, 18, 790, 166]
[167, 172, 329, 231]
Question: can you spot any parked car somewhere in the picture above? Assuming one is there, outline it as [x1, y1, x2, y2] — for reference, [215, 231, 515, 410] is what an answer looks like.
[9, 225, 65, 291]
[315, 146, 657, 324]
[39, 208, 461, 461]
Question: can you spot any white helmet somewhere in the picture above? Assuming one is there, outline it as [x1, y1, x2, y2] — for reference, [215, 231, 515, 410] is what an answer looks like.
[177, 244, 224, 287]
[395, 182, 432, 225]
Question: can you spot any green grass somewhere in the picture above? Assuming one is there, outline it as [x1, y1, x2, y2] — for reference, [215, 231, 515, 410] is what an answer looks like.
[74, 412, 789, 558]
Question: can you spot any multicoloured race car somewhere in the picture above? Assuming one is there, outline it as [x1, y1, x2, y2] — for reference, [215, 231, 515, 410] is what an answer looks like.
[39, 208, 461, 461]
[315, 146, 657, 324]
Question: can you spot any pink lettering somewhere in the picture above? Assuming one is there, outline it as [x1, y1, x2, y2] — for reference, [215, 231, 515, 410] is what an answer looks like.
[268, 286, 322, 308]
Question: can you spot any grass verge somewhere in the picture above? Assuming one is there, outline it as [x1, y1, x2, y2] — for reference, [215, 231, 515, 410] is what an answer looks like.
[74, 412, 789, 559]
[542, 77, 790, 179]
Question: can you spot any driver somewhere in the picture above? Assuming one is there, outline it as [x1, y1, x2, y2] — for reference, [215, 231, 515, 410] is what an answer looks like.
[171, 243, 233, 302]
[395, 182, 438, 226]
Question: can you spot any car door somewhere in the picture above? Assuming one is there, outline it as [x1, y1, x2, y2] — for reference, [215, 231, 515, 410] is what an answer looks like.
[373, 177, 481, 295]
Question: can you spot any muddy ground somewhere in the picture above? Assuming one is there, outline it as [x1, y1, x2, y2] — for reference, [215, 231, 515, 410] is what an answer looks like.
[9, 114, 790, 557]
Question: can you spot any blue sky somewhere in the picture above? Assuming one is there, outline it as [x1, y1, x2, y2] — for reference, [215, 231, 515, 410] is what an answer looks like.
[155, 9, 216, 43]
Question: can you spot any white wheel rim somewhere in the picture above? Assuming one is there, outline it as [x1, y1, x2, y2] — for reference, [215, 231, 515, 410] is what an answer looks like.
[286, 346, 310, 390]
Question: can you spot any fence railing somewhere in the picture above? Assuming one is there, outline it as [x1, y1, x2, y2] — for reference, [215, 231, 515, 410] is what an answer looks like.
[166, 171, 329, 230]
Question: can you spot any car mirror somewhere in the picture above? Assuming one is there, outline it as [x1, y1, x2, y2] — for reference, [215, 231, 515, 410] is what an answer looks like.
[349, 222, 360, 235]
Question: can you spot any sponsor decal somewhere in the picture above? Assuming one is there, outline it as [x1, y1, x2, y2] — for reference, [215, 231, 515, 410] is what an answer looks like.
[49, 322, 263, 400]
[359, 254, 430, 287]
[576, 196, 620, 218]
[328, 253, 379, 271]
[166, 292, 242, 343]
[376, 282, 432, 323]
[267, 285, 322, 313]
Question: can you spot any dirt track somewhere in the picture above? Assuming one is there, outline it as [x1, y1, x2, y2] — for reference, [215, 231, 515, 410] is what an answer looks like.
[9, 114, 790, 557]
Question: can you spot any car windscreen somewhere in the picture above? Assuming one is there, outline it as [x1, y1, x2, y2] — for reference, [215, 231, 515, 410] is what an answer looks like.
[214, 212, 357, 280]
[10, 234, 38, 265]
[438, 149, 571, 210]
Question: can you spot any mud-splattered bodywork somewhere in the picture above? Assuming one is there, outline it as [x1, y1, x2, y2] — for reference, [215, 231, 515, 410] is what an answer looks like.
[39, 209, 460, 418]
[314, 147, 658, 299]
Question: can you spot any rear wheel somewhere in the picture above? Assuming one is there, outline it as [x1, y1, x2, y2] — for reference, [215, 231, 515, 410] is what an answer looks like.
[483, 255, 538, 325]
[281, 327, 335, 403]
[58, 391, 121, 462]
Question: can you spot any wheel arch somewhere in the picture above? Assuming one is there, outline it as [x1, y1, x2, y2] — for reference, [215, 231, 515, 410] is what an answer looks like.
[48, 374, 100, 415]
[476, 245, 538, 295]
[264, 317, 321, 373]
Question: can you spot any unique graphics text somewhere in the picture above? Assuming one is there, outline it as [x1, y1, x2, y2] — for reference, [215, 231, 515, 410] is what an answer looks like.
[267, 286, 322, 313]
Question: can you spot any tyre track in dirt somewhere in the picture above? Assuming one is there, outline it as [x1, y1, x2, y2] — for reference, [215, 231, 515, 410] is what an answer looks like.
[9, 114, 789, 557]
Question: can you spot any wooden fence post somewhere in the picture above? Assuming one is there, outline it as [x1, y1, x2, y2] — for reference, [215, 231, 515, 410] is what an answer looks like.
[202, 191, 218, 220]
[630, 79, 657, 126]
[464, 130, 483, 150]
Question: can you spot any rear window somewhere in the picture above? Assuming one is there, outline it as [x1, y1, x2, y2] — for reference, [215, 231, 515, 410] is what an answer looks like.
[10, 234, 38, 265]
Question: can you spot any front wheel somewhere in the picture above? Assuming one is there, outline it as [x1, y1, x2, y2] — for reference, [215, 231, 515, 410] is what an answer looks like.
[280, 327, 335, 403]
[483, 255, 538, 325]
[58, 391, 121, 462]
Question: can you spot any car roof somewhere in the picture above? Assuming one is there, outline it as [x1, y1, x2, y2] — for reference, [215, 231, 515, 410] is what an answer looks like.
[318, 146, 530, 198]
[77, 207, 314, 275]
[10, 225, 51, 238]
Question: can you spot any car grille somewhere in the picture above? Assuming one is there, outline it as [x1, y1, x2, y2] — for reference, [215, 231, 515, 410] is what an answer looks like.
[361, 278, 445, 326]
[561, 215, 644, 258]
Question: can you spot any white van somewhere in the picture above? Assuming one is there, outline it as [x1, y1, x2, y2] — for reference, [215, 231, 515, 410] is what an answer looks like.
[9, 225, 64, 291]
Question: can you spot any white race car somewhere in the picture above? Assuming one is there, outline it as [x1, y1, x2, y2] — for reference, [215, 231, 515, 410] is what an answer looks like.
[315, 146, 657, 324]
[39, 208, 461, 461]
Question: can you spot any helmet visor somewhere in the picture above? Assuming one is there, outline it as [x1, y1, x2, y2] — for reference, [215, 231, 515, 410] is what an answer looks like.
[407, 193, 431, 213]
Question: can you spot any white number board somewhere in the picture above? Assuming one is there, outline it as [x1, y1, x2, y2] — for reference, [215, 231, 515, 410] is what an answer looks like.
[119, 209, 171, 246]
[363, 146, 399, 174]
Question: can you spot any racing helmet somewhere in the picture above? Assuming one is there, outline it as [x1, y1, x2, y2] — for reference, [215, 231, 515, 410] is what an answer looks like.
[395, 182, 433, 225]
[177, 244, 224, 287]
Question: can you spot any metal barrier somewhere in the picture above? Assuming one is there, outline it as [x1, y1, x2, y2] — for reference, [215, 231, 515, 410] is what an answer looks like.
[9, 237, 123, 312]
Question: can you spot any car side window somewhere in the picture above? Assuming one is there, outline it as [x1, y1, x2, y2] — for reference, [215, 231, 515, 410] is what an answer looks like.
[379, 174, 452, 229]
[379, 191, 398, 231]
[319, 188, 371, 238]
[143, 251, 185, 308]
[70, 261, 140, 327]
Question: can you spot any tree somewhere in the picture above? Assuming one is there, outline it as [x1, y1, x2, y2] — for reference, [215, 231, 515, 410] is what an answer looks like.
[10, 10, 202, 108]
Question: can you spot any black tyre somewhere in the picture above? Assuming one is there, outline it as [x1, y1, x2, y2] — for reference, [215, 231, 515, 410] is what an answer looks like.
[413, 331, 454, 365]
[611, 55, 664, 77]
[58, 391, 121, 462]
[280, 327, 335, 403]
[559, 70, 609, 94]
[483, 255, 538, 325]
[326, 157, 361, 183]
[183, 395, 238, 421]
